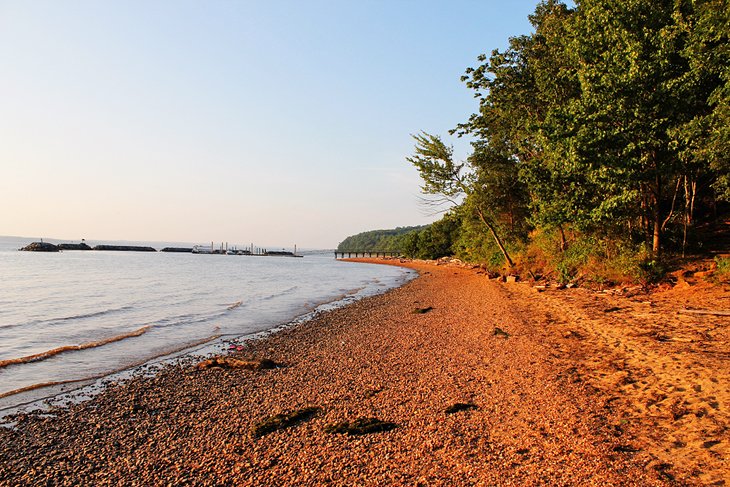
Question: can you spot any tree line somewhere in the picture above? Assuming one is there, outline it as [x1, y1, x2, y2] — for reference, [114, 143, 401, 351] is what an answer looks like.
[404, 0, 728, 283]
[337, 226, 426, 253]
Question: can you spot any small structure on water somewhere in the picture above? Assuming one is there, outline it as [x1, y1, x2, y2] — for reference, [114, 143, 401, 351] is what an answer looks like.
[334, 250, 401, 259]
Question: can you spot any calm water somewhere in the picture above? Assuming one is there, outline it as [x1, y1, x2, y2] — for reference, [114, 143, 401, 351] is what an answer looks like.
[0, 236, 413, 411]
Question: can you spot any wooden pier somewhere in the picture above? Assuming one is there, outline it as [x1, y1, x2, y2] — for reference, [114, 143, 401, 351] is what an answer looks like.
[334, 250, 401, 259]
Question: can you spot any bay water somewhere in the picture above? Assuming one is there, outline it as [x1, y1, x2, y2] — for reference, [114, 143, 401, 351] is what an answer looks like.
[0, 236, 413, 414]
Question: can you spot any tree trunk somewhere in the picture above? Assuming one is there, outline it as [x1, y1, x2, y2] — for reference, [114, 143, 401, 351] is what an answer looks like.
[640, 185, 649, 234]
[661, 177, 681, 232]
[683, 176, 690, 257]
[652, 172, 662, 255]
[476, 208, 514, 267]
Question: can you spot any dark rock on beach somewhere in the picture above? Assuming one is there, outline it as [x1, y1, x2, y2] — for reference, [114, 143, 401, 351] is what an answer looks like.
[324, 417, 398, 435]
[251, 407, 320, 438]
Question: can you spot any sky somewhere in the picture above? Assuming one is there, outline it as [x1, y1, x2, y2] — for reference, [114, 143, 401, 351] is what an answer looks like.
[1, 0, 543, 248]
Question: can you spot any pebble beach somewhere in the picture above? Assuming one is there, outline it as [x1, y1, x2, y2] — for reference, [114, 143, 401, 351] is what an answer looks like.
[0, 260, 691, 485]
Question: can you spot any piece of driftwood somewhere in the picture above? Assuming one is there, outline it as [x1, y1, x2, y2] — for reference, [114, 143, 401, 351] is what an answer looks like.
[196, 356, 278, 370]
[678, 309, 730, 317]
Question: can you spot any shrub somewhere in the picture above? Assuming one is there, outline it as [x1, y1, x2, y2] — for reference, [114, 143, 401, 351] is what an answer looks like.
[715, 256, 730, 280]
[516, 228, 664, 286]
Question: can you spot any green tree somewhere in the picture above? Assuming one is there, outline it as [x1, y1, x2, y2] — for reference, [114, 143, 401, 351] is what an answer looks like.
[337, 226, 426, 252]
[675, 0, 730, 204]
[407, 132, 516, 266]
[458, 1, 581, 249]
[567, 0, 697, 254]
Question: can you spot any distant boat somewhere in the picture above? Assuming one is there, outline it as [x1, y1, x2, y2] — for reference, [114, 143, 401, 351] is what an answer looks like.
[264, 250, 303, 258]
[224, 248, 252, 255]
[192, 245, 214, 254]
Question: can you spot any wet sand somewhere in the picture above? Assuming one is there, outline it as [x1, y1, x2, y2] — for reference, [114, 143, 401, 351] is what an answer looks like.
[0, 259, 715, 485]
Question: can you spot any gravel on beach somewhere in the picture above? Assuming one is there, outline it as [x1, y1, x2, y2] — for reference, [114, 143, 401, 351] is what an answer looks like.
[0, 261, 678, 486]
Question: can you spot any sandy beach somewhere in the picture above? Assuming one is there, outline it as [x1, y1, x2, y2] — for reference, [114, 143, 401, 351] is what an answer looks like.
[0, 259, 726, 486]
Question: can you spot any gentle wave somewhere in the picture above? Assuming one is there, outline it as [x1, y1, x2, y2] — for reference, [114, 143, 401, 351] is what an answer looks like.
[1, 305, 135, 331]
[0, 379, 97, 400]
[53, 306, 135, 322]
[0, 332, 222, 402]
[258, 286, 300, 302]
[0, 325, 150, 369]
[153, 311, 226, 329]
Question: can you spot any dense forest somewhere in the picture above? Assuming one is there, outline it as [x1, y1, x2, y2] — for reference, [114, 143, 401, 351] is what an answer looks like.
[337, 226, 426, 253]
[395, 0, 728, 284]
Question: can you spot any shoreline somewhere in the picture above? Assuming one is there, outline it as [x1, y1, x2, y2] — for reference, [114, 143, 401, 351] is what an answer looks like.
[0, 259, 718, 485]
[0, 263, 416, 420]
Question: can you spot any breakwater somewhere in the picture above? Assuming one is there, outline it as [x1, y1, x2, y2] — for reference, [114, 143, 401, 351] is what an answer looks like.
[93, 245, 157, 252]
[19, 242, 155, 252]
[19, 241, 303, 257]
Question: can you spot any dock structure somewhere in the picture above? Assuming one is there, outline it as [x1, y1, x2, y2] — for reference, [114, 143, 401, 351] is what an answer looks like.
[334, 250, 401, 259]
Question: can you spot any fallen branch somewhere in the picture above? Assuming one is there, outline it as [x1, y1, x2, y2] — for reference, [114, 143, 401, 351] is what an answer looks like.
[678, 309, 730, 317]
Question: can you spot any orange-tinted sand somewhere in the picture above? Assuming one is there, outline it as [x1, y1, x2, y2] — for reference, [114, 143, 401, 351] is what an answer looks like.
[0, 259, 725, 485]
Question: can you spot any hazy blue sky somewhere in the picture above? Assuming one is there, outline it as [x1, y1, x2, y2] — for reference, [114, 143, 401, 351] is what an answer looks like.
[1, 1, 544, 248]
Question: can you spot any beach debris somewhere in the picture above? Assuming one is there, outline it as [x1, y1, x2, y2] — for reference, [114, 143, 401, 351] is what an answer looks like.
[362, 388, 383, 399]
[647, 332, 673, 342]
[445, 402, 478, 414]
[251, 407, 320, 438]
[669, 399, 689, 421]
[494, 327, 510, 338]
[195, 356, 278, 371]
[324, 417, 397, 435]
[612, 444, 641, 453]
[678, 309, 730, 317]
[505, 275, 519, 283]
[651, 462, 676, 482]
[413, 306, 434, 314]
[563, 330, 584, 340]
